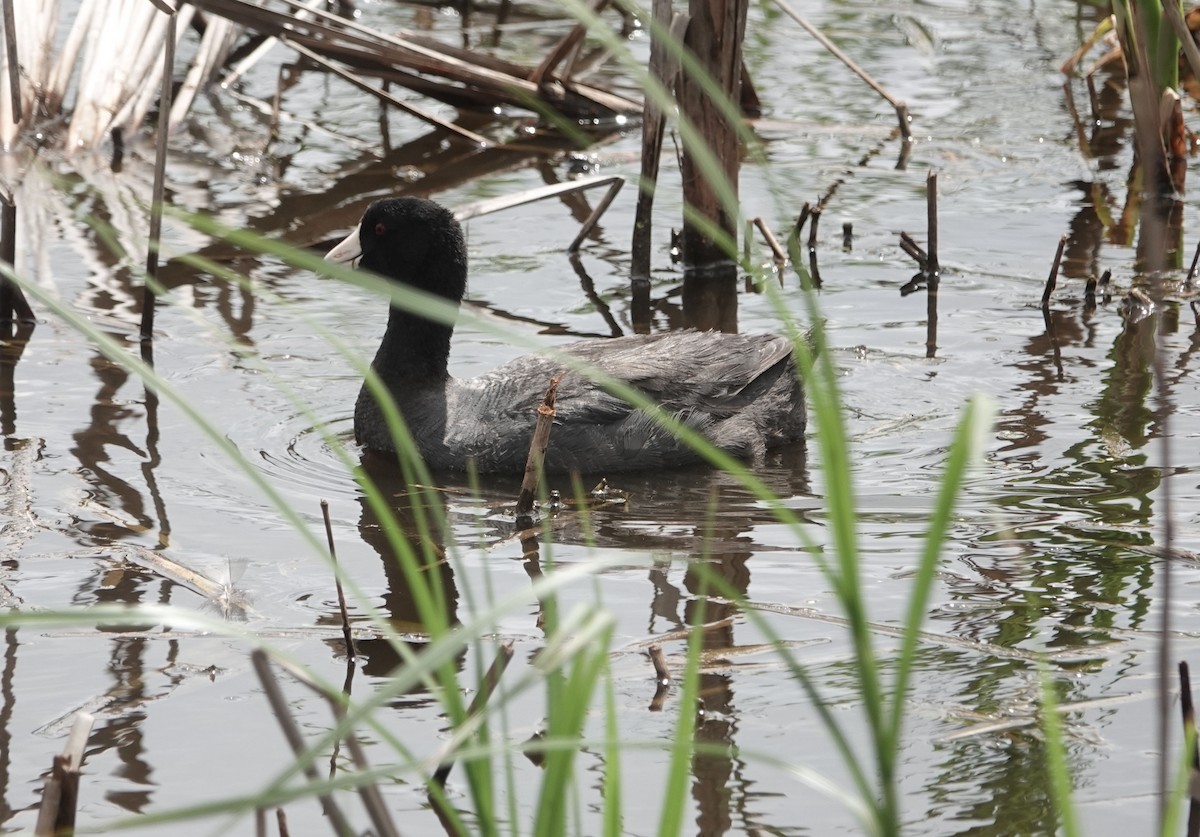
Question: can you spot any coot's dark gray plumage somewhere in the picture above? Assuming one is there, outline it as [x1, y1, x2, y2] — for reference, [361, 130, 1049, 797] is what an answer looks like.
[326, 197, 806, 474]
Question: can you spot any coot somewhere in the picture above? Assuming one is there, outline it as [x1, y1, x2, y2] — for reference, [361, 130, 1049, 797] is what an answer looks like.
[325, 197, 805, 474]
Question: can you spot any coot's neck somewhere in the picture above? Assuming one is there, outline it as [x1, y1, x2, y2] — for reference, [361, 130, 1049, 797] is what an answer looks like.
[373, 305, 455, 386]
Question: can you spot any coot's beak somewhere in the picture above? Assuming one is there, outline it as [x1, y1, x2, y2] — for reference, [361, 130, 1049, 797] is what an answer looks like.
[325, 228, 363, 266]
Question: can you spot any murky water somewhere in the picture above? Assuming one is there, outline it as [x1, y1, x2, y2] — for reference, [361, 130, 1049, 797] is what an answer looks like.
[3, 0, 1200, 833]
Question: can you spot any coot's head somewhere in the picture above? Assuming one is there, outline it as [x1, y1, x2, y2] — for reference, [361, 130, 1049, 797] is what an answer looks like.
[326, 197, 468, 304]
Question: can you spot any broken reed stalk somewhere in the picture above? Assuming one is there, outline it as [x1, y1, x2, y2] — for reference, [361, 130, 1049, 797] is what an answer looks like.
[771, 0, 911, 140]
[1041, 234, 1068, 309]
[530, 0, 612, 86]
[250, 650, 356, 837]
[432, 640, 515, 786]
[568, 177, 625, 253]
[188, 0, 638, 119]
[806, 204, 821, 251]
[514, 375, 562, 520]
[1, 0, 19, 123]
[925, 171, 939, 358]
[677, 0, 747, 267]
[648, 643, 670, 711]
[752, 217, 787, 265]
[791, 203, 811, 245]
[1181, 661, 1200, 837]
[140, 7, 177, 343]
[925, 171, 939, 276]
[648, 644, 670, 685]
[630, 0, 688, 284]
[272, 656, 398, 837]
[0, 196, 34, 324]
[282, 38, 489, 145]
[1187, 239, 1200, 290]
[34, 712, 94, 837]
[320, 499, 356, 662]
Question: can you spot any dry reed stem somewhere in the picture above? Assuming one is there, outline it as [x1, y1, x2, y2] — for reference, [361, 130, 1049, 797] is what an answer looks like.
[34, 712, 94, 837]
[771, 0, 911, 139]
[321, 499, 357, 663]
[433, 640, 515, 786]
[188, 0, 638, 119]
[251, 650, 356, 837]
[515, 375, 562, 518]
[752, 216, 787, 264]
[1040, 234, 1067, 310]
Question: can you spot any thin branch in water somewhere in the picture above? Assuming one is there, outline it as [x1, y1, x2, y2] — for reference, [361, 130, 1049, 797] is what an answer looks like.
[630, 0, 688, 284]
[2, 0, 20, 123]
[282, 37, 490, 146]
[140, 8, 177, 343]
[806, 204, 821, 251]
[648, 643, 670, 711]
[1041, 234, 1068, 310]
[925, 170, 939, 276]
[515, 375, 563, 521]
[432, 640, 516, 786]
[320, 499, 357, 663]
[1, 196, 35, 324]
[250, 650, 355, 837]
[272, 655, 398, 837]
[1183, 661, 1200, 837]
[34, 712, 94, 837]
[1187, 239, 1200, 290]
[752, 216, 787, 266]
[770, 0, 911, 139]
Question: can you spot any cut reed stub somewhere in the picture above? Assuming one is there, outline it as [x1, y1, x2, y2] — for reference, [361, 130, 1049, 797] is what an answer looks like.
[1041, 234, 1068, 310]
[648, 643, 670, 686]
[647, 644, 670, 711]
[34, 712, 94, 837]
[514, 374, 562, 519]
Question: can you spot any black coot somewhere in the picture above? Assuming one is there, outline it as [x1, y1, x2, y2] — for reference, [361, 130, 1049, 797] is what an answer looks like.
[326, 197, 806, 474]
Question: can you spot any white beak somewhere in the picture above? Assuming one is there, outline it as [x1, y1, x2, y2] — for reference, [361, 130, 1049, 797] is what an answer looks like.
[325, 228, 363, 265]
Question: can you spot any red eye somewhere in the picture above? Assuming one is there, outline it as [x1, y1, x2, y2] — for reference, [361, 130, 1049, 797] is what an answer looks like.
[374, 222, 386, 236]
